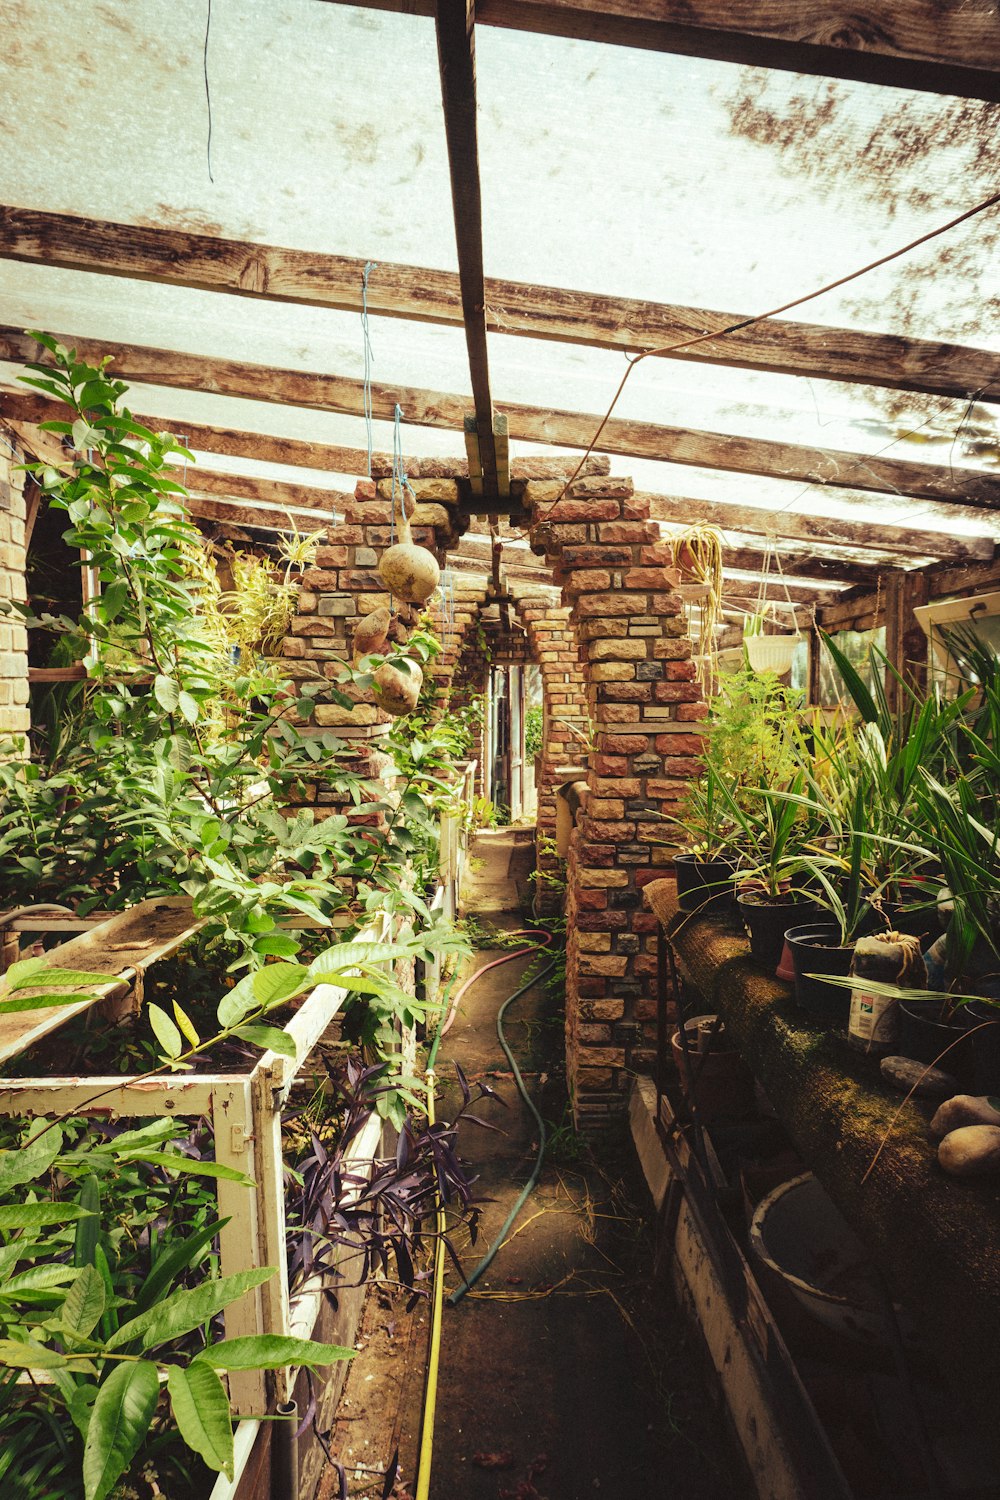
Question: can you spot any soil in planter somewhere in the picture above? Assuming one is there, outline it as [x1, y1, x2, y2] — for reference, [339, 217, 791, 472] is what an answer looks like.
[2, 942, 322, 1081]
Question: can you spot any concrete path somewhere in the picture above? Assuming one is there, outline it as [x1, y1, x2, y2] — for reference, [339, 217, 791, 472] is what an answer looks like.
[319, 830, 741, 1500]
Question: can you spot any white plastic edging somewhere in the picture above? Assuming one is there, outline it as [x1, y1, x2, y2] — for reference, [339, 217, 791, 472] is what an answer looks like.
[207, 1415, 261, 1500]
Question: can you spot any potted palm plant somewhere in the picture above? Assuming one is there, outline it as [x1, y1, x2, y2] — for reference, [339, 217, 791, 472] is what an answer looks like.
[671, 762, 739, 914]
[717, 770, 820, 971]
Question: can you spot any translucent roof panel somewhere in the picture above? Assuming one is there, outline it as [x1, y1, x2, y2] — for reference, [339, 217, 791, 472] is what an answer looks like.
[0, 0, 997, 553]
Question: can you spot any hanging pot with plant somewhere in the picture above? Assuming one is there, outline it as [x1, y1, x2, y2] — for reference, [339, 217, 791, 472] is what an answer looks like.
[742, 541, 803, 677]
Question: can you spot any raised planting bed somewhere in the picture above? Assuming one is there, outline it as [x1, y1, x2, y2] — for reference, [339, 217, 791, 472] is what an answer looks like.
[644, 878, 1000, 1468]
[0, 902, 411, 1498]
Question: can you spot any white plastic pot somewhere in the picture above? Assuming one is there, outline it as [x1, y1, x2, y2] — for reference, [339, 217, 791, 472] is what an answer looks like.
[745, 633, 800, 675]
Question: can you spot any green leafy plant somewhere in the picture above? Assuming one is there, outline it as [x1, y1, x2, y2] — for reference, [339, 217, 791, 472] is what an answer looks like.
[0, 1116, 353, 1499]
[524, 703, 544, 761]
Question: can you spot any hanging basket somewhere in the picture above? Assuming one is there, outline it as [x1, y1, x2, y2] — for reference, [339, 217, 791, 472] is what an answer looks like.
[745, 633, 801, 676]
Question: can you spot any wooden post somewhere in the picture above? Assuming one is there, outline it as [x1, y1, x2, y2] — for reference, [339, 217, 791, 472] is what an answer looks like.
[884, 569, 930, 713]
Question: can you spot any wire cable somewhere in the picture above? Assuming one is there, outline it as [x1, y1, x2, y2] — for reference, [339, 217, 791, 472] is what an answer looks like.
[554, 186, 1000, 503]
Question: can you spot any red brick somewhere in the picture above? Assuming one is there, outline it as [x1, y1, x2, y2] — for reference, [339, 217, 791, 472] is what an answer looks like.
[665, 756, 703, 775]
[594, 776, 642, 796]
[564, 570, 612, 593]
[577, 888, 609, 911]
[623, 567, 671, 589]
[600, 734, 649, 755]
[568, 476, 634, 499]
[575, 593, 649, 618]
[653, 733, 704, 755]
[592, 754, 628, 775]
[654, 682, 702, 703]
[601, 683, 653, 702]
[576, 911, 630, 931]
[597, 522, 653, 544]
[547, 499, 621, 522]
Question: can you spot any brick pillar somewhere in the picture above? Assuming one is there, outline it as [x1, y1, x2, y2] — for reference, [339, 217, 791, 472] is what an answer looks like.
[0, 428, 30, 748]
[528, 474, 706, 1132]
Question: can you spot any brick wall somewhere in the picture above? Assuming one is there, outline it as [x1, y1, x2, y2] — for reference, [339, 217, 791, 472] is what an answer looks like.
[0, 426, 30, 746]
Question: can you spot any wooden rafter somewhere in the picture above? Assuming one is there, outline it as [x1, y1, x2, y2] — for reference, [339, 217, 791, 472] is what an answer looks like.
[7, 390, 992, 566]
[721, 576, 839, 608]
[318, 0, 1000, 101]
[3, 207, 999, 406]
[5, 390, 995, 573]
[185, 495, 325, 532]
[433, 0, 503, 499]
[165, 466, 345, 514]
[646, 491, 995, 565]
[3, 331, 998, 509]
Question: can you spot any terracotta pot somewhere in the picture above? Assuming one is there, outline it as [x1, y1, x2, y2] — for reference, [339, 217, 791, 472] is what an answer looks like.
[671, 1014, 755, 1124]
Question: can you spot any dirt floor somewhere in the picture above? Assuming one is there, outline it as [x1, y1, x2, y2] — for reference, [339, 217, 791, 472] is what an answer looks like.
[318, 829, 744, 1500]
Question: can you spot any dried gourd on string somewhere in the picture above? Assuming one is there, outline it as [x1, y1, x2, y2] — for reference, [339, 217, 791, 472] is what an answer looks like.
[372, 658, 423, 716]
[378, 489, 440, 606]
[668, 525, 725, 691]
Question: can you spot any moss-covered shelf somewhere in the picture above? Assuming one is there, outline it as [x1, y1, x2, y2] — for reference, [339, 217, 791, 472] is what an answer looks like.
[645, 878, 1000, 1452]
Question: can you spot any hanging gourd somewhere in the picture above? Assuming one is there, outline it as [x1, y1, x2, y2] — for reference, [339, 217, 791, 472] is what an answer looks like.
[377, 406, 441, 605]
[378, 502, 440, 604]
[352, 606, 392, 660]
[372, 658, 423, 716]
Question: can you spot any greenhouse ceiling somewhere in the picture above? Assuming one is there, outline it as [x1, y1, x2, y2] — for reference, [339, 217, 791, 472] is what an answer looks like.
[1, 0, 999, 580]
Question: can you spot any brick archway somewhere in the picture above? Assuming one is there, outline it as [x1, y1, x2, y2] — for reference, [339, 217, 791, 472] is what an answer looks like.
[280, 464, 704, 1130]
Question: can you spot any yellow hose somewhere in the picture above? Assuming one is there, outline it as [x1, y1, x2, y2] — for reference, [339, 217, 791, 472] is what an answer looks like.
[414, 1067, 447, 1500]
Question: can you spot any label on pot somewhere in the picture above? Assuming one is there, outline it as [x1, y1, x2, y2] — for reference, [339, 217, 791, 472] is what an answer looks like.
[849, 990, 898, 1051]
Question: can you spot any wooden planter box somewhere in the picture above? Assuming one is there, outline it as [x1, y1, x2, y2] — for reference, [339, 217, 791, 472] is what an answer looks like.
[0, 897, 405, 1498]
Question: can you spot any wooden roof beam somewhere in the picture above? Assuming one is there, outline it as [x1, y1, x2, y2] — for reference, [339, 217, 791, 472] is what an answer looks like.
[8, 388, 991, 568]
[434, 0, 504, 501]
[3, 207, 999, 405]
[318, 0, 1000, 101]
[648, 492, 995, 565]
[4, 331, 999, 510]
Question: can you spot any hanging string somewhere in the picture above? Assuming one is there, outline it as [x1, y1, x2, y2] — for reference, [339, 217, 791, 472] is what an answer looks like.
[361, 262, 378, 481]
[390, 403, 416, 545]
[203, 0, 214, 184]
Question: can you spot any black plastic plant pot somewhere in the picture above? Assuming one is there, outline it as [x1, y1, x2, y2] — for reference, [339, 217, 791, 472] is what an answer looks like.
[674, 853, 735, 915]
[736, 894, 820, 973]
[784, 924, 854, 1024]
[897, 999, 978, 1092]
[963, 998, 1000, 1094]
